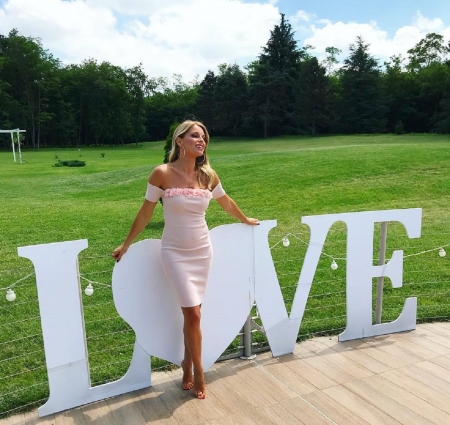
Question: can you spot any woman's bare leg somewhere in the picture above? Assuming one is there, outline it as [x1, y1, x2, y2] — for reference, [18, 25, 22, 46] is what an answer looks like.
[181, 306, 206, 399]
[181, 342, 193, 390]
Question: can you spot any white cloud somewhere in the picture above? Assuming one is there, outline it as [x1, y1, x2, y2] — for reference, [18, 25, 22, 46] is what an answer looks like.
[0, 0, 280, 79]
[292, 10, 312, 23]
[303, 11, 450, 65]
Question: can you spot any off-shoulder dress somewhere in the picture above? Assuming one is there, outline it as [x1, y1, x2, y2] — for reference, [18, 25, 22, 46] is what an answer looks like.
[145, 183, 226, 307]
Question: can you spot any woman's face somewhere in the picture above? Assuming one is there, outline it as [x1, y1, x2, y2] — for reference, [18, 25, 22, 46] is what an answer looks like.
[179, 124, 207, 157]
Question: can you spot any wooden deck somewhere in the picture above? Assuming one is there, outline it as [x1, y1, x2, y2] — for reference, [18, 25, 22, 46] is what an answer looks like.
[3, 322, 450, 425]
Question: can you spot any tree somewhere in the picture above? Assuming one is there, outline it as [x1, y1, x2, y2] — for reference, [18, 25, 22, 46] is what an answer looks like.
[339, 36, 387, 133]
[145, 75, 198, 141]
[247, 14, 303, 137]
[383, 55, 420, 133]
[1, 30, 59, 148]
[322, 46, 342, 75]
[213, 64, 248, 136]
[298, 57, 335, 135]
[407, 33, 450, 72]
[195, 70, 217, 131]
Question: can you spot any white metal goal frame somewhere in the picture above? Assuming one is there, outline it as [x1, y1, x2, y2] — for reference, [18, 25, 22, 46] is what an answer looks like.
[0, 128, 26, 163]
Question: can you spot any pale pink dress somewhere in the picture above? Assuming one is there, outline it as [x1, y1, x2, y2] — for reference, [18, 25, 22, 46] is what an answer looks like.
[145, 182, 226, 307]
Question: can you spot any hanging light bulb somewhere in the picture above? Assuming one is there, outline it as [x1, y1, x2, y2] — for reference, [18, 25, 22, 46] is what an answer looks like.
[85, 284, 94, 296]
[331, 260, 338, 270]
[439, 248, 446, 258]
[282, 237, 290, 247]
[6, 289, 16, 302]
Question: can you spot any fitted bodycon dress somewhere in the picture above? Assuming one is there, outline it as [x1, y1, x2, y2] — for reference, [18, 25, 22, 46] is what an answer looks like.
[145, 183, 226, 307]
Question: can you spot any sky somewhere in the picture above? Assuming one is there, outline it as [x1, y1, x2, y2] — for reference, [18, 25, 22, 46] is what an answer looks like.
[0, 0, 449, 81]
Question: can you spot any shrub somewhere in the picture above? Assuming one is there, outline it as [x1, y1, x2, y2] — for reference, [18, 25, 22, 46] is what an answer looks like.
[394, 120, 405, 135]
[163, 121, 180, 163]
[53, 160, 86, 167]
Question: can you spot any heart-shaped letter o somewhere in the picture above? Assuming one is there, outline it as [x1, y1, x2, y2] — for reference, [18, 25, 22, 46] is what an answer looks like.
[112, 223, 255, 371]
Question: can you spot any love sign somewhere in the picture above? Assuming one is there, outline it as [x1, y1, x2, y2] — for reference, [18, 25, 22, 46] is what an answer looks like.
[17, 208, 421, 416]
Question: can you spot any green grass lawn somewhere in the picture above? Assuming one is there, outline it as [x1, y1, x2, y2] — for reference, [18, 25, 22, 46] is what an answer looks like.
[0, 133, 449, 417]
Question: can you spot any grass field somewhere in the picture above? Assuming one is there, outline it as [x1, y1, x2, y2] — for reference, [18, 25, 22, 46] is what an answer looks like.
[0, 133, 450, 417]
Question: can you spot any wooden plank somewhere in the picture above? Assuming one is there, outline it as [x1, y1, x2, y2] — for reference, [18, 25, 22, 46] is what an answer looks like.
[420, 323, 450, 338]
[213, 362, 275, 407]
[397, 332, 450, 355]
[343, 379, 434, 425]
[279, 396, 337, 425]
[152, 378, 207, 425]
[53, 408, 87, 425]
[346, 342, 408, 369]
[302, 355, 358, 385]
[323, 386, 401, 425]
[230, 359, 298, 401]
[365, 338, 425, 364]
[362, 374, 450, 425]
[383, 335, 441, 360]
[262, 403, 307, 425]
[303, 391, 371, 425]
[317, 337, 392, 374]
[23, 412, 56, 425]
[279, 355, 337, 389]
[203, 368, 260, 415]
[413, 326, 450, 348]
[430, 354, 450, 371]
[255, 355, 317, 395]
[415, 360, 450, 384]
[381, 369, 450, 414]
[315, 350, 374, 379]
[105, 393, 147, 425]
[133, 387, 179, 424]
[81, 400, 120, 425]
[166, 366, 229, 422]
[398, 364, 450, 393]
[297, 339, 374, 379]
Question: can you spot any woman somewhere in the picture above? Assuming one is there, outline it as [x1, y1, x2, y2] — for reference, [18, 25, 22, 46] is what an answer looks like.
[112, 120, 259, 399]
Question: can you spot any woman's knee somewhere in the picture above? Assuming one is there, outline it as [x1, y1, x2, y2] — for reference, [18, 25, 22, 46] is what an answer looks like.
[182, 306, 201, 327]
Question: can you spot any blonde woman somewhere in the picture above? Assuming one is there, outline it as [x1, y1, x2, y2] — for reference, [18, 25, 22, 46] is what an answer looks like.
[112, 120, 258, 399]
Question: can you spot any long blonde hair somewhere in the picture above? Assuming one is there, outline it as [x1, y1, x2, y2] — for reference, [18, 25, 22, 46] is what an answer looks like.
[168, 120, 214, 189]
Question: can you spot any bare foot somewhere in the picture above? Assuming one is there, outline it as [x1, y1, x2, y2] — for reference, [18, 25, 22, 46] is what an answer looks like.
[193, 371, 206, 399]
[181, 360, 193, 390]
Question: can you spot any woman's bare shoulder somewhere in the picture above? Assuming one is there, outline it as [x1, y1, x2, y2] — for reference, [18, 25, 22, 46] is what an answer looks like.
[148, 164, 169, 187]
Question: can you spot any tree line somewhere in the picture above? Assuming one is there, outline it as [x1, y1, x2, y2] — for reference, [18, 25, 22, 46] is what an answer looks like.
[1, 15, 449, 149]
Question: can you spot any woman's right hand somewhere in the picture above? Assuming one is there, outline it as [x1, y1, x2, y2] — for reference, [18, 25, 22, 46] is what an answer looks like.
[112, 244, 128, 262]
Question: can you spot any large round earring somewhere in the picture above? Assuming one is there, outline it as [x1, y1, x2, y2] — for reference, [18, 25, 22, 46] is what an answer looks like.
[179, 146, 185, 159]
[197, 154, 205, 165]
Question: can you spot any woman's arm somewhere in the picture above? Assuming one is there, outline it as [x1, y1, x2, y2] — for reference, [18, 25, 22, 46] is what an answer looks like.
[112, 167, 165, 262]
[212, 171, 259, 225]
[216, 194, 259, 225]
[112, 200, 158, 262]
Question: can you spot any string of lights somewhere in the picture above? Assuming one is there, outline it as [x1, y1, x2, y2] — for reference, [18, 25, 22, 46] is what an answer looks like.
[1, 234, 447, 302]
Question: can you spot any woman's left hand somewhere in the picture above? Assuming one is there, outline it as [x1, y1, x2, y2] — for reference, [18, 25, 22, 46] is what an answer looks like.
[243, 217, 260, 225]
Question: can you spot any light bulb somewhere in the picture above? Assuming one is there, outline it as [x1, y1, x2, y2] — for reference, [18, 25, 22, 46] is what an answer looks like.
[331, 260, 338, 270]
[439, 248, 446, 258]
[282, 237, 290, 247]
[85, 284, 94, 296]
[6, 289, 16, 302]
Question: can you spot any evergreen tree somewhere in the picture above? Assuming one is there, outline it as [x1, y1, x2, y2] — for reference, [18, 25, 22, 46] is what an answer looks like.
[213, 64, 248, 137]
[247, 14, 302, 137]
[195, 70, 217, 131]
[298, 57, 335, 135]
[383, 55, 420, 133]
[339, 37, 387, 133]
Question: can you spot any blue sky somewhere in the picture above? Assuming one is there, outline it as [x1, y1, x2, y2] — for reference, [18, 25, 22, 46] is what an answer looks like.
[267, 0, 450, 38]
[1, 0, 449, 79]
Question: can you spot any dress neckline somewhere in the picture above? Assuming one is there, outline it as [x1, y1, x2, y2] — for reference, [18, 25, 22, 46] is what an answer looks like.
[164, 187, 209, 192]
